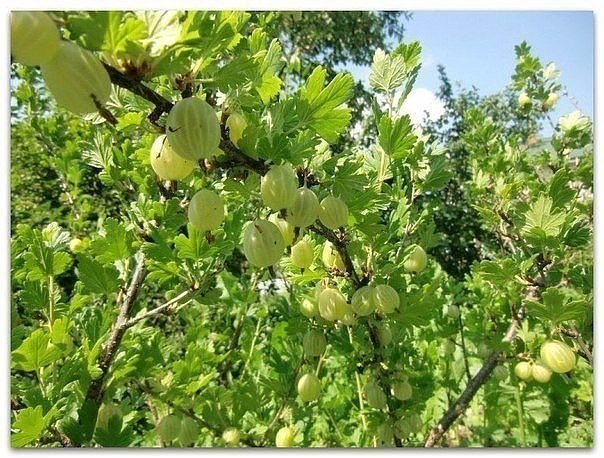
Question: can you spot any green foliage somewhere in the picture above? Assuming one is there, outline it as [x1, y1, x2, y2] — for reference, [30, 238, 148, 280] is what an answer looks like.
[10, 10, 592, 449]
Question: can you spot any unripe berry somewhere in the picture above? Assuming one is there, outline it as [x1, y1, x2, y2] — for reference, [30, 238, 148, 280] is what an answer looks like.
[275, 426, 295, 447]
[150, 135, 196, 180]
[11, 12, 60, 66]
[321, 241, 345, 271]
[544, 92, 558, 109]
[376, 322, 393, 346]
[373, 284, 399, 314]
[188, 189, 225, 232]
[166, 97, 221, 161]
[41, 41, 112, 115]
[514, 361, 533, 381]
[242, 219, 285, 267]
[318, 288, 347, 321]
[350, 286, 376, 316]
[222, 427, 241, 446]
[318, 196, 348, 229]
[299, 298, 318, 318]
[404, 245, 427, 273]
[365, 380, 387, 410]
[531, 362, 552, 383]
[302, 329, 326, 357]
[268, 213, 295, 246]
[518, 92, 532, 107]
[261, 163, 298, 211]
[291, 240, 314, 269]
[447, 304, 460, 319]
[288, 187, 319, 228]
[297, 372, 321, 402]
[540, 340, 576, 373]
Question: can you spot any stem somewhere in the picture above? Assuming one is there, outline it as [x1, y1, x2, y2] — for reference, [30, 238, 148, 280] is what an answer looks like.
[515, 384, 527, 446]
[424, 316, 521, 447]
[48, 276, 55, 326]
[124, 289, 194, 328]
[85, 254, 147, 404]
[241, 319, 262, 377]
[457, 314, 472, 384]
[348, 327, 368, 434]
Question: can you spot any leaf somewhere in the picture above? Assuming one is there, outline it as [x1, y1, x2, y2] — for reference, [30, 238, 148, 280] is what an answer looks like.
[525, 287, 588, 325]
[89, 218, 135, 263]
[476, 259, 520, 285]
[136, 10, 182, 56]
[102, 11, 146, 58]
[11, 406, 46, 447]
[77, 255, 120, 296]
[297, 66, 354, 143]
[12, 328, 62, 372]
[548, 169, 575, 209]
[419, 155, 453, 192]
[22, 227, 71, 281]
[173, 226, 206, 261]
[369, 48, 408, 93]
[563, 220, 591, 248]
[522, 194, 565, 237]
[378, 115, 416, 159]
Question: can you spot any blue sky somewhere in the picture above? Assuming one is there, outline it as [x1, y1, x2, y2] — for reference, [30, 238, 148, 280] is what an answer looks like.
[349, 11, 593, 133]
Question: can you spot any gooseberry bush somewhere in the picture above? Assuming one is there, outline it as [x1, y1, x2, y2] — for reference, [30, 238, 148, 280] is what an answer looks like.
[10, 11, 593, 448]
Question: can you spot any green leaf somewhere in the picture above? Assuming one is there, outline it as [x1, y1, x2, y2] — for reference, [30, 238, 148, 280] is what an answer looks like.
[563, 220, 591, 247]
[77, 255, 120, 296]
[11, 406, 46, 447]
[103, 11, 146, 57]
[297, 66, 354, 143]
[369, 48, 408, 93]
[548, 169, 575, 209]
[174, 226, 207, 261]
[522, 194, 565, 237]
[525, 287, 588, 325]
[89, 218, 135, 263]
[12, 328, 62, 372]
[419, 155, 453, 192]
[378, 115, 415, 159]
[476, 259, 520, 285]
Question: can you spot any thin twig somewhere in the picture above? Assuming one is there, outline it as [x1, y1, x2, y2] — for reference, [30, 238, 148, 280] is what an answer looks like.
[86, 253, 147, 404]
[123, 289, 194, 329]
[424, 315, 521, 447]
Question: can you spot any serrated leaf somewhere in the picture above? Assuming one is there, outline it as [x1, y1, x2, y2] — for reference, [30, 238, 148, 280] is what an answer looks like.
[297, 66, 354, 143]
[12, 328, 62, 372]
[549, 169, 575, 209]
[11, 406, 46, 447]
[522, 194, 565, 237]
[476, 259, 520, 285]
[369, 48, 408, 93]
[77, 256, 119, 296]
[525, 287, 588, 324]
[89, 218, 134, 263]
[420, 155, 453, 191]
[378, 114, 416, 160]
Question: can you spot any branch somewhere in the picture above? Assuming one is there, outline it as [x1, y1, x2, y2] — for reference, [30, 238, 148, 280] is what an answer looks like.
[424, 315, 521, 447]
[568, 323, 593, 366]
[309, 221, 364, 288]
[86, 254, 147, 404]
[104, 63, 173, 117]
[123, 288, 194, 329]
